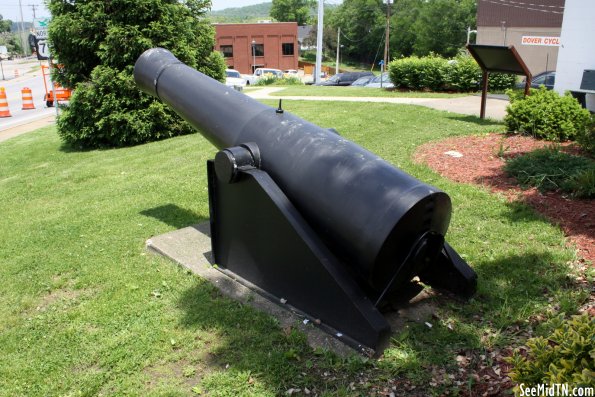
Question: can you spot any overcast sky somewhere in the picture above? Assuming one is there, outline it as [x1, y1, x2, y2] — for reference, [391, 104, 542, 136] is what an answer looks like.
[0, 1, 341, 23]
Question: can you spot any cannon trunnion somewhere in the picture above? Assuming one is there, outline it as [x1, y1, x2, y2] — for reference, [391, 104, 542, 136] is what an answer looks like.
[134, 48, 476, 355]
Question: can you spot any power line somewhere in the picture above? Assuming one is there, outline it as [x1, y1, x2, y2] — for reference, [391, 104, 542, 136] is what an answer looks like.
[489, 0, 563, 9]
[480, 0, 564, 14]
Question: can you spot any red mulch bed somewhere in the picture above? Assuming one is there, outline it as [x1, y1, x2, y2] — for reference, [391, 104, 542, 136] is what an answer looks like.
[414, 133, 594, 266]
[410, 134, 593, 396]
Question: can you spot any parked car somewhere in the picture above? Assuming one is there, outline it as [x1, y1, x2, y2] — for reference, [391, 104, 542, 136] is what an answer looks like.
[350, 75, 375, 87]
[516, 71, 555, 90]
[225, 69, 247, 91]
[243, 67, 284, 85]
[364, 72, 394, 88]
[283, 69, 299, 77]
[314, 71, 374, 86]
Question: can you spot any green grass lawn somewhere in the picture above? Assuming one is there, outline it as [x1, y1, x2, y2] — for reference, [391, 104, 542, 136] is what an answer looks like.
[274, 85, 469, 98]
[0, 102, 590, 396]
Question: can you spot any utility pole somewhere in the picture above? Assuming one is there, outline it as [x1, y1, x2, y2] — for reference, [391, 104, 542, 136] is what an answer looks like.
[18, 0, 27, 56]
[383, 0, 391, 72]
[315, 0, 324, 85]
[28, 4, 39, 20]
[335, 27, 340, 75]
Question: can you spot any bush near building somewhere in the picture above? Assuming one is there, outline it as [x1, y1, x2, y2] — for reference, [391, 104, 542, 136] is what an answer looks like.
[388, 54, 516, 92]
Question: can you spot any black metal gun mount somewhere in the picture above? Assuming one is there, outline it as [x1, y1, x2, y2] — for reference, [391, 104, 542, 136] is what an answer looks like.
[134, 48, 476, 356]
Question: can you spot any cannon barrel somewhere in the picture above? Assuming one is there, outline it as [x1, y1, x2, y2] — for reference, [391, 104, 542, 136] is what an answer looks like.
[134, 48, 453, 294]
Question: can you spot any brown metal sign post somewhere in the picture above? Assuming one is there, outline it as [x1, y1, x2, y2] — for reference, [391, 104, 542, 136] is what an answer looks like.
[467, 45, 532, 119]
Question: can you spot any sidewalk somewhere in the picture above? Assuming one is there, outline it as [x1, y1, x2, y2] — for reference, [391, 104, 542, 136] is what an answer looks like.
[247, 87, 508, 120]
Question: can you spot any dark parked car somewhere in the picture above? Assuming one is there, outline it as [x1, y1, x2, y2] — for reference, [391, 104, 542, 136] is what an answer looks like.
[315, 71, 374, 86]
[517, 71, 555, 90]
[350, 75, 375, 87]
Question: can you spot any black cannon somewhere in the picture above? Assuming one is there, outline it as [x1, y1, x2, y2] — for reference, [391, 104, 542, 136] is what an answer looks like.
[134, 48, 476, 355]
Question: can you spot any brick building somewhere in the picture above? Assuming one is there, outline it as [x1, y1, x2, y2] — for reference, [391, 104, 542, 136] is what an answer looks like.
[214, 22, 299, 75]
[476, 0, 565, 74]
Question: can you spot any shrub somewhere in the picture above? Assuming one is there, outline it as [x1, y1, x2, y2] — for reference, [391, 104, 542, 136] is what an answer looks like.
[507, 313, 595, 387]
[254, 76, 303, 86]
[389, 54, 516, 92]
[577, 116, 595, 155]
[443, 55, 480, 91]
[487, 73, 517, 92]
[504, 145, 595, 197]
[389, 55, 448, 91]
[504, 87, 591, 141]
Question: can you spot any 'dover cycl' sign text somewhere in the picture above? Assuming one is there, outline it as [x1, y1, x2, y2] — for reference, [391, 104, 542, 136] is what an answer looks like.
[521, 36, 560, 46]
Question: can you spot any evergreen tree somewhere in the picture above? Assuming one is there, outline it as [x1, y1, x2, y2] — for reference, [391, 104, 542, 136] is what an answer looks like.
[48, 0, 226, 148]
[270, 0, 316, 26]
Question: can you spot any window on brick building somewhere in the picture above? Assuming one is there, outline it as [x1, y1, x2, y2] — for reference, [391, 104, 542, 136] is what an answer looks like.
[282, 43, 294, 56]
[220, 45, 233, 58]
[253, 44, 264, 56]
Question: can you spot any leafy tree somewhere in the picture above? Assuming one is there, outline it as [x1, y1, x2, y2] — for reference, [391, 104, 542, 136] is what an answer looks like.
[329, 0, 385, 64]
[412, 0, 476, 57]
[0, 14, 22, 54]
[270, 0, 315, 26]
[389, 0, 423, 58]
[48, 0, 226, 148]
[0, 14, 11, 33]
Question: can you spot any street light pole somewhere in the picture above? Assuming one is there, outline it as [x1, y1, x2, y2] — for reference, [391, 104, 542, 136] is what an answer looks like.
[315, 0, 324, 85]
[335, 27, 340, 75]
[252, 39, 256, 73]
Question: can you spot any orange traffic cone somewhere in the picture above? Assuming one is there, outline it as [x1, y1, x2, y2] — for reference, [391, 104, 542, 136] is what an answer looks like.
[0, 87, 12, 118]
[21, 87, 35, 110]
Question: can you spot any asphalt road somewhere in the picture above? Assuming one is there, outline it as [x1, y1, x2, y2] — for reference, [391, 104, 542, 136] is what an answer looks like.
[0, 58, 57, 132]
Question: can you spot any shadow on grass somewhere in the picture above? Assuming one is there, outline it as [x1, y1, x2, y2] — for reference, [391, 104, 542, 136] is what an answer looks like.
[443, 113, 504, 127]
[140, 204, 203, 229]
[472, 250, 583, 326]
[172, 244, 585, 395]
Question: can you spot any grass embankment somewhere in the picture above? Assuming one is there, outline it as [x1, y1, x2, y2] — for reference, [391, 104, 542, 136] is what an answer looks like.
[0, 102, 589, 396]
[275, 85, 468, 98]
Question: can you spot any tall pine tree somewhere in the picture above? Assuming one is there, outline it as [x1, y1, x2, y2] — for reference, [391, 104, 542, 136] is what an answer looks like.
[48, 0, 226, 148]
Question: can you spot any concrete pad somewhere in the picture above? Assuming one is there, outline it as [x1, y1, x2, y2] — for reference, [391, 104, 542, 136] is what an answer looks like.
[146, 223, 359, 357]
[147, 222, 440, 357]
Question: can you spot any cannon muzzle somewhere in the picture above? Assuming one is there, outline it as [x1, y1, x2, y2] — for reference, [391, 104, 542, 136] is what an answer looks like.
[135, 48, 476, 355]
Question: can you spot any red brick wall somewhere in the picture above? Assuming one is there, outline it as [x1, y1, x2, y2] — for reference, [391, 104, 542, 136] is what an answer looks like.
[215, 23, 299, 74]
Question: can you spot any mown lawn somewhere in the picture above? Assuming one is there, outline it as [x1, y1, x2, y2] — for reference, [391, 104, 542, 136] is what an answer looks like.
[0, 101, 589, 396]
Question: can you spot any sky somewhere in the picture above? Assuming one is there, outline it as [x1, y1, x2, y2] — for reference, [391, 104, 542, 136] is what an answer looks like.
[0, 1, 341, 23]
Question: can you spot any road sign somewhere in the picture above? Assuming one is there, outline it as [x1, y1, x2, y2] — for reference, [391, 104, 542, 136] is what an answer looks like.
[36, 40, 50, 60]
[34, 18, 50, 40]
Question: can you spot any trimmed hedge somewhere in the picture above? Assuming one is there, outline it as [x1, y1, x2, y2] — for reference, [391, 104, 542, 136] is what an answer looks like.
[388, 54, 516, 92]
